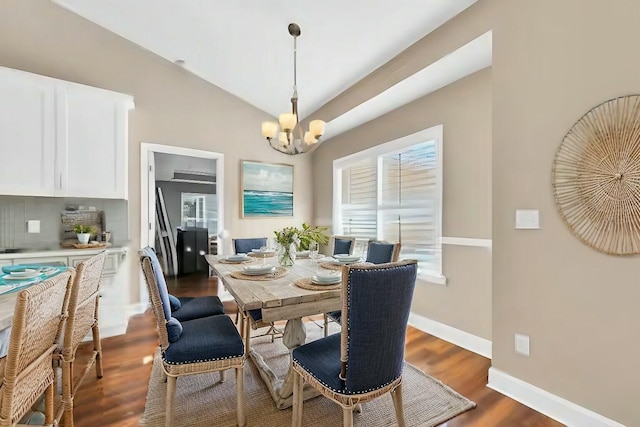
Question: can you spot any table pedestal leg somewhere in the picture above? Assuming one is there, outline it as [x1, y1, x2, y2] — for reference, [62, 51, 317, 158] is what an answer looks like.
[249, 317, 320, 409]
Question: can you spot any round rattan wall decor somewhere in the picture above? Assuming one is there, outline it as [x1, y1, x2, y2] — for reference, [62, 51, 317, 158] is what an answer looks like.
[552, 94, 640, 255]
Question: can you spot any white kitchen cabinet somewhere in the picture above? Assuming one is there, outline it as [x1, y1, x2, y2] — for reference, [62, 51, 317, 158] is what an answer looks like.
[0, 69, 57, 196]
[0, 67, 134, 199]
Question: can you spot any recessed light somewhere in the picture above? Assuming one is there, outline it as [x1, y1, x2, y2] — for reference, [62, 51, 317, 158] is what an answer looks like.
[174, 59, 186, 66]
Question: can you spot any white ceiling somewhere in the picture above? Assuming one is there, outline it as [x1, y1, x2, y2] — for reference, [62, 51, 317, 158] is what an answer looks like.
[52, 0, 481, 127]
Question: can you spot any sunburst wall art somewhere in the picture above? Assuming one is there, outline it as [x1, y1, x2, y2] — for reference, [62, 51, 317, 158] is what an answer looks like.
[552, 94, 640, 255]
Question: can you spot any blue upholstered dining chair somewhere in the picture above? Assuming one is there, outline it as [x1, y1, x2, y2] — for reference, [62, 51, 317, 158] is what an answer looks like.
[292, 260, 418, 427]
[230, 238, 282, 349]
[323, 240, 402, 336]
[331, 235, 356, 256]
[139, 249, 245, 427]
[232, 237, 267, 254]
[142, 247, 225, 321]
[365, 240, 401, 264]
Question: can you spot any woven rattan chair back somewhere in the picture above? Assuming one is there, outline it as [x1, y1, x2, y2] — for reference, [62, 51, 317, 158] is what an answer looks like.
[139, 253, 171, 350]
[54, 251, 107, 427]
[0, 270, 74, 426]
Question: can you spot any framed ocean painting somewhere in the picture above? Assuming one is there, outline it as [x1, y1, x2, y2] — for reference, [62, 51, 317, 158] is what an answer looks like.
[241, 160, 293, 217]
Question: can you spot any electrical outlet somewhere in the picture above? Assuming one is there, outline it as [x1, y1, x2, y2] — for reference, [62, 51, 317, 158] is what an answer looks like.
[515, 333, 530, 356]
[27, 220, 40, 234]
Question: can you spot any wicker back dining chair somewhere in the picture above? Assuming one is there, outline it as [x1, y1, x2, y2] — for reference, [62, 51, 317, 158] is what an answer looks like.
[0, 270, 74, 427]
[323, 240, 402, 336]
[142, 247, 225, 322]
[292, 260, 417, 427]
[140, 249, 245, 427]
[53, 251, 106, 427]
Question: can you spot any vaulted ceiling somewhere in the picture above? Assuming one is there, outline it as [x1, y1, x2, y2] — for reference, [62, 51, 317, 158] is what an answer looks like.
[52, 0, 490, 140]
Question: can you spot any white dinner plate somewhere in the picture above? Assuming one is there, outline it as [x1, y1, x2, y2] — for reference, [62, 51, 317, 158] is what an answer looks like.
[226, 255, 249, 262]
[333, 254, 360, 260]
[8, 270, 42, 279]
[242, 265, 276, 275]
[312, 275, 341, 285]
[3, 271, 42, 281]
[332, 258, 361, 265]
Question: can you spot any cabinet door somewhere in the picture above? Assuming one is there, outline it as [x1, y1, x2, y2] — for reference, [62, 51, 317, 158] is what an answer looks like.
[60, 86, 129, 199]
[0, 69, 57, 196]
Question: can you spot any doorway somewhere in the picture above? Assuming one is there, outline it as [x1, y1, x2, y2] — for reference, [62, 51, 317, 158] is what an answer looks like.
[140, 143, 224, 299]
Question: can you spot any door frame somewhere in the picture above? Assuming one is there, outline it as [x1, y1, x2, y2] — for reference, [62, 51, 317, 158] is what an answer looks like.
[140, 143, 224, 248]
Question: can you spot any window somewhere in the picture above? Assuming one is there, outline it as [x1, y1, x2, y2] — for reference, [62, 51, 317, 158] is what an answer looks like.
[181, 192, 218, 235]
[333, 125, 444, 283]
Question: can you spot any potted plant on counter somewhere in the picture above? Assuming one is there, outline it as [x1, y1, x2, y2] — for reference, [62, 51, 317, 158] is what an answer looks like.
[74, 224, 97, 245]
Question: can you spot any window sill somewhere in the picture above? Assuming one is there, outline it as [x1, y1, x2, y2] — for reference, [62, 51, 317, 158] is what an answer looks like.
[418, 271, 447, 286]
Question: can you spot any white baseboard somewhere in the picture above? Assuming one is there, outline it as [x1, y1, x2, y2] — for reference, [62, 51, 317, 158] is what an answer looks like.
[408, 312, 492, 358]
[488, 368, 625, 427]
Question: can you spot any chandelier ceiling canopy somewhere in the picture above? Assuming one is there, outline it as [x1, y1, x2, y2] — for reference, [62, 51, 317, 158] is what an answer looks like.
[261, 23, 325, 155]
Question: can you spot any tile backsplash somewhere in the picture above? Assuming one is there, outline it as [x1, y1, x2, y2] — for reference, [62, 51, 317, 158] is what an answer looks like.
[0, 196, 128, 249]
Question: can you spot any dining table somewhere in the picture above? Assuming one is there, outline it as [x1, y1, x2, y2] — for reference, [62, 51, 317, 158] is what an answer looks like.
[205, 253, 343, 409]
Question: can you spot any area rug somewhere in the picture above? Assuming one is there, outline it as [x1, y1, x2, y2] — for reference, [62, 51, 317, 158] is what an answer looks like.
[139, 323, 476, 426]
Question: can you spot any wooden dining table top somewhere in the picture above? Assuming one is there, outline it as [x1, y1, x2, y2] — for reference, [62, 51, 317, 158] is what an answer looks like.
[204, 255, 342, 323]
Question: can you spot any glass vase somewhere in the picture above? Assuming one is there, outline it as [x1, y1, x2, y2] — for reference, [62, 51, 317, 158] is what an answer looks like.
[278, 242, 297, 267]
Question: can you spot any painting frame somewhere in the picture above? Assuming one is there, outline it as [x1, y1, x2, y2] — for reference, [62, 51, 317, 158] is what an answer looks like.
[240, 160, 294, 218]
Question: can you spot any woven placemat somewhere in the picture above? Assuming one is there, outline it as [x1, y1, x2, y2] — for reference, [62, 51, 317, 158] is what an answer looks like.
[319, 262, 343, 271]
[294, 277, 341, 291]
[219, 258, 255, 265]
[229, 266, 288, 281]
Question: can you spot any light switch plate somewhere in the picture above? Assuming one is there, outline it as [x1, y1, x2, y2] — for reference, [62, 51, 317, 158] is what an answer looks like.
[515, 333, 530, 356]
[27, 220, 40, 233]
[515, 209, 540, 229]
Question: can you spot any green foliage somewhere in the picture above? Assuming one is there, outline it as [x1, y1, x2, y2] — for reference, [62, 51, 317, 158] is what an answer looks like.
[274, 223, 329, 251]
[74, 224, 97, 234]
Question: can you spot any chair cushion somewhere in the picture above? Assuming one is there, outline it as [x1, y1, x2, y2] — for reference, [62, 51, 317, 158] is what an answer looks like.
[141, 247, 172, 320]
[333, 239, 353, 256]
[173, 296, 225, 322]
[163, 315, 244, 365]
[365, 242, 394, 264]
[168, 294, 181, 311]
[166, 317, 183, 343]
[293, 333, 345, 393]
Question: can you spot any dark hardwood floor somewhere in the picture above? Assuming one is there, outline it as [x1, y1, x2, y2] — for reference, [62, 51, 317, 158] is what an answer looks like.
[72, 272, 563, 427]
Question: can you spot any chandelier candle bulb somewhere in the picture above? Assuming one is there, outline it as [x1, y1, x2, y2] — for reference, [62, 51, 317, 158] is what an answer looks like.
[262, 122, 278, 139]
[309, 119, 325, 136]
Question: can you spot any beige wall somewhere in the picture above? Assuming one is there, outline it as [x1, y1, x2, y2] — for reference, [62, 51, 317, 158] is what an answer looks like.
[0, 0, 314, 305]
[313, 69, 493, 339]
[492, 0, 639, 424]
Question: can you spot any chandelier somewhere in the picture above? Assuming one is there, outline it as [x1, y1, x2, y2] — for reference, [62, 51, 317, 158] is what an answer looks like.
[261, 23, 325, 155]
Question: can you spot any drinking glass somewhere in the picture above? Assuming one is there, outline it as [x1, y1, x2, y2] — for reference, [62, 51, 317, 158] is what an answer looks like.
[259, 246, 268, 265]
[309, 242, 319, 273]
